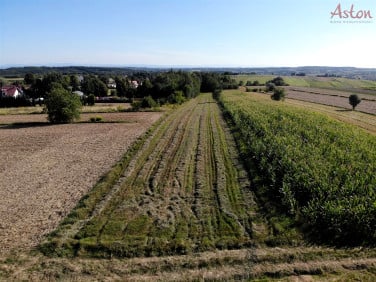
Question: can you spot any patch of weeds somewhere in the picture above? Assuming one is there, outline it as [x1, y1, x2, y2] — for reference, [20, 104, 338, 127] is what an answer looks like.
[89, 116, 103, 122]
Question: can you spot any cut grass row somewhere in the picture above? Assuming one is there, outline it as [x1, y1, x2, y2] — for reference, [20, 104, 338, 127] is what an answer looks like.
[40, 93, 259, 258]
[3, 246, 376, 281]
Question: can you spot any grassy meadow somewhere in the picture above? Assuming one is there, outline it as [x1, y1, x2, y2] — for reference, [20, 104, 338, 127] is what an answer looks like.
[233, 74, 376, 92]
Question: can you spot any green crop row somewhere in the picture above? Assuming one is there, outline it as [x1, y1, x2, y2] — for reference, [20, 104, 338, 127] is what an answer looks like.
[219, 90, 376, 246]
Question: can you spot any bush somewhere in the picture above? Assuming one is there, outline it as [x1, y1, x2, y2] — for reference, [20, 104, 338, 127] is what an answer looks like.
[265, 82, 276, 92]
[0, 96, 32, 108]
[87, 94, 95, 106]
[131, 101, 141, 111]
[45, 85, 82, 123]
[168, 91, 186, 105]
[90, 116, 103, 122]
[271, 88, 286, 101]
[141, 96, 158, 108]
[212, 89, 222, 100]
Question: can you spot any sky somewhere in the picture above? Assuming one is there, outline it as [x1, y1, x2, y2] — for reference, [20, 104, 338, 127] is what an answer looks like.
[1, 0, 375, 68]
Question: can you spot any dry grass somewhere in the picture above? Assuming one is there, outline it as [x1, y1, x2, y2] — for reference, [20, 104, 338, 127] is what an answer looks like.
[285, 99, 376, 135]
[0, 112, 156, 125]
[0, 103, 131, 116]
[284, 87, 376, 115]
[1, 247, 375, 281]
[0, 112, 161, 254]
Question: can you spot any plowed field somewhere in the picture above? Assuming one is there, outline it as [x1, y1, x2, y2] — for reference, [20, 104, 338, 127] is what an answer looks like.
[0, 112, 161, 253]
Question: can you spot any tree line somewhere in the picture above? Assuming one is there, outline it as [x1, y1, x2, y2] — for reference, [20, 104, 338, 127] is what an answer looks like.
[20, 71, 236, 100]
[4, 71, 237, 123]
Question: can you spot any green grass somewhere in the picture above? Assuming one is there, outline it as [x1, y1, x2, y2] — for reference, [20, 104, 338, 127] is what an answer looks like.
[233, 74, 376, 91]
[40, 94, 259, 258]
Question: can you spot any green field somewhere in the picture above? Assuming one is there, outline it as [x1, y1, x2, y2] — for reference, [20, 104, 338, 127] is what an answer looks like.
[40, 94, 262, 258]
[219, 90, 376, 246]
[233, 74, 376, 91]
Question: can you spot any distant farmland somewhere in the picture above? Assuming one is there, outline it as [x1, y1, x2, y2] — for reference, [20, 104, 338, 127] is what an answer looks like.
[233, 74, 376, 93]
[284, 86, 376, 115]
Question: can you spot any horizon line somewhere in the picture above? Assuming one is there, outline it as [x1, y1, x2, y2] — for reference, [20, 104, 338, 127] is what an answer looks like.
[1, 64, 376, 70]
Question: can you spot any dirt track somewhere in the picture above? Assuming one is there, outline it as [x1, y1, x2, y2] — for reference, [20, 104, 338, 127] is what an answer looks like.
[0, 112, 161, 253]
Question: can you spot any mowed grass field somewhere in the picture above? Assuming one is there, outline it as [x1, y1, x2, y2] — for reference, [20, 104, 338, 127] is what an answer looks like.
[237, 88, 376, 134]
[1, 92, 376, 280]
[40, 94, 260, 258]
[233, 74, 376, 94]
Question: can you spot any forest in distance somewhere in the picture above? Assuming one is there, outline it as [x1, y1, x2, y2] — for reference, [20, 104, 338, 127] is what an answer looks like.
[2, 65, 376, 80]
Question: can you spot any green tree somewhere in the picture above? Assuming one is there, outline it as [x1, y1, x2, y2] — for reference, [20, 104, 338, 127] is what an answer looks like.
[24, 73, 36, 85]
[266, 82, 276, 92]
[114, 76, 127, 97]
[137, 78, 153, 98]
[81, 75, 108, 97]
[349, 94, 361, 110]
[45, 85, 82, 123]
[168, 91, 186, 105]
[87, 94, 95, 106]
[69, 75, 80, 91]
[141, 95, 158, 108]
[271, 87, 286, 101]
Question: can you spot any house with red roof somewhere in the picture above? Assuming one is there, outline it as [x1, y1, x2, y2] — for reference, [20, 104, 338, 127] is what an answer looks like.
[1, 86, 23, 98]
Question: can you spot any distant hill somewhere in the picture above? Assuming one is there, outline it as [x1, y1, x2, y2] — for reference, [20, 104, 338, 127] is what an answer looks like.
[1, 66, 376, 80]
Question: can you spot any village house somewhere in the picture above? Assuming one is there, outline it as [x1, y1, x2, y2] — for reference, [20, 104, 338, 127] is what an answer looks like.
[131, 80, 139, 88]
[1, 85, 24, 98]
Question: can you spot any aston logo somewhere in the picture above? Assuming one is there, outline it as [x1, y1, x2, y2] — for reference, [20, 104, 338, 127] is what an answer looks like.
[330, 3, 373, 19]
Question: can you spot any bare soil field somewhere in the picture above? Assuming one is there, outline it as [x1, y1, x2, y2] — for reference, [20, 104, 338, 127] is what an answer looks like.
[0, 112, 161, 254]
[285, 86, 376, 115]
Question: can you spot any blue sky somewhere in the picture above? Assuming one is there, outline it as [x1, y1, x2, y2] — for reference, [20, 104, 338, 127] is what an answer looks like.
[1, 0, 375, 67]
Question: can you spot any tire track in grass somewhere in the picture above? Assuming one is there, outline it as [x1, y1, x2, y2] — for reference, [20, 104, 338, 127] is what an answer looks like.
[43, 94, 260, 257]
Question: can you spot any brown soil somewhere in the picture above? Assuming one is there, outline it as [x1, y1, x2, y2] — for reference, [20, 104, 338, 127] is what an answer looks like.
[0, 112, 161, 254]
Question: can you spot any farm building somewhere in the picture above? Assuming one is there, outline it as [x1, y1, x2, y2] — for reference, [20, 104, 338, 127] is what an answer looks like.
[1, 86, 23, 98]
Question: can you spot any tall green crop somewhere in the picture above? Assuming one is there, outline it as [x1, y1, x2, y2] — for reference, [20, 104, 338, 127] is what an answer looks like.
[220, 90, 376, 246]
